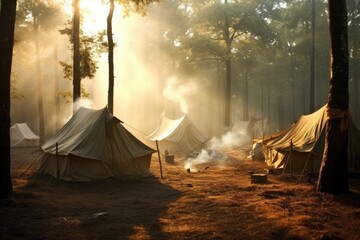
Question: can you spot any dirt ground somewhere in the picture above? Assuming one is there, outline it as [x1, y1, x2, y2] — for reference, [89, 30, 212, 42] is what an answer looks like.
[1, 147, 360, 240]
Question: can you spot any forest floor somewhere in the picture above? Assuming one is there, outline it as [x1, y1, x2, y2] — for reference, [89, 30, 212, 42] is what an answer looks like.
[1, 146, 360, 240]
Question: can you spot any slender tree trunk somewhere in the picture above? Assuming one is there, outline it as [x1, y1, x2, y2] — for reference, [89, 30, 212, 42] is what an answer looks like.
[353, 55, 359, 123]
[267, 78, 271, 132]
[224, 59, 231, 127]
[309, 0, 316, 113]
[0, 0, 17, 203]
[277, 78, 284, 130]
[34, 23, 45, 143]
[243, 67, 249, 121]
[72, 0, 81, 112]
[107, 0, 115, 113]
[223, 0, 231, 127]
[317, 0, 349, 194]
[54, 44, 60, 132]
[290, 47, 296, 121]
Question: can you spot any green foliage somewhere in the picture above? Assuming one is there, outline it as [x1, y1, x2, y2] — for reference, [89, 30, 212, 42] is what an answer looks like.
[17, 0, 63, 29]
[59, 24, 107, 81]
[118, 0, 160, 16]
[57, 84, 90, 103]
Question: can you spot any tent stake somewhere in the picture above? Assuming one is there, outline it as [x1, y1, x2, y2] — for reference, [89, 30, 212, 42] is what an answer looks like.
[155, 140, 164, 179]
[56, 142, 60, 179]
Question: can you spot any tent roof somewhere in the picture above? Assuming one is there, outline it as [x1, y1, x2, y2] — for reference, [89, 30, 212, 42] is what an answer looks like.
[264, 105, 328, 153]
[147, 115, 207, 143]
[41, 107, 155, 160]
[147, 115, 188, 142]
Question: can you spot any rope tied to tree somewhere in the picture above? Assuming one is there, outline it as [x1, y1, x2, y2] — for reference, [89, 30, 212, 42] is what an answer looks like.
[326, 106, 351, 133]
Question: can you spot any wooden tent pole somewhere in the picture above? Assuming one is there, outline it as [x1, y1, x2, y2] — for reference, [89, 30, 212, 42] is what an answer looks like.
[56, 142, 60, 179]
[155, 140, 164, 179]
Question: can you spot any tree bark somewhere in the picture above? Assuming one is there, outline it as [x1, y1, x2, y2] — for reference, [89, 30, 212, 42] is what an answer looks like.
[243, 67, 249, 121]
[54, 44, 61, 132]
[223, 0, 231, 127]
[317, 0, 349, 194]
[309, 0, 316, 113]
[107, 0, 115, 113]
[0, 0, 17, 203]
[72, 0, 81, 112]
[34, 22, 45, 143]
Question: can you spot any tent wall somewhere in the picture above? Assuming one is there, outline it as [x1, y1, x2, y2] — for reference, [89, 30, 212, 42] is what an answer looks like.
[266, 149, 322, 175]
[38, 154, 111, 182]
[38, 153, 152, 182]
[38, 107, 155, 182]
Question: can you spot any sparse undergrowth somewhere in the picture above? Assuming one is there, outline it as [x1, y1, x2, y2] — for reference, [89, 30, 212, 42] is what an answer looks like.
[1, 147, 359, 240]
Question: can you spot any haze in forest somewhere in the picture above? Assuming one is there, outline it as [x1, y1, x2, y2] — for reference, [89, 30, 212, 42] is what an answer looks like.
[10, 0, 360, 147]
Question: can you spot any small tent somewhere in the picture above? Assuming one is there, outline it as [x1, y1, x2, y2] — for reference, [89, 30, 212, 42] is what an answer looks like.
[147, 115, 208, 154]
[38, 107, 156, 182]
[255, 105, 360, 175]
[10, 123, 40, 147]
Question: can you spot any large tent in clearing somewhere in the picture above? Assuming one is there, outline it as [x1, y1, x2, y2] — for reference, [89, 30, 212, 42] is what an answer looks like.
[253, 105, 360, 175]
[147, 115, 208, 154]
[10, 123, 40, 147]
[38, 107, 156, 182]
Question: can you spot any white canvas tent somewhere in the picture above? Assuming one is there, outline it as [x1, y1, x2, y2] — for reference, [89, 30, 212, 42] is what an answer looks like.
[38, 107, 156, 182]
[10, 123, 40, 147]
[255, 105, 360, 175]
[147, 115, 208, 154]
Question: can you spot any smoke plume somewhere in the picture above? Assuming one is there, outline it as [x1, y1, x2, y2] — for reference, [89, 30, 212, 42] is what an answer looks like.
[162, 76, 198, 114]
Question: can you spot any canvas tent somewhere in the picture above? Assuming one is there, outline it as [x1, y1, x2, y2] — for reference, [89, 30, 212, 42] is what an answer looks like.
[38, 107, 156, 182]
[10, 123, 40, 147]
[253, 105, 360, 175]
[147, 115, 208, 154]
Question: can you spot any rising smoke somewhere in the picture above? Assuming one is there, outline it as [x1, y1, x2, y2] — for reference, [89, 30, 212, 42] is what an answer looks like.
[184, 122, 252, 172]
[162, 76, 199, 115]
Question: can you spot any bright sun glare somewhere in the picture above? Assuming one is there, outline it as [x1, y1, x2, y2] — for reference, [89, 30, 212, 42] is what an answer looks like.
[80, 0, 110, 34]
[64, 0, 111, 35]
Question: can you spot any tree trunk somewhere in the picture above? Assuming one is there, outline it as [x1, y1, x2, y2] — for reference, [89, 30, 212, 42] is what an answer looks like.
[277, 78, 284, 130]
[266, 77, 271, 132]
[290, 48, 296, 121]
[309, 0, 316, 113]
[54, 44, 61, 132]
[34, 23, 45, 143]
[353, 54, 359, 123]
[317, 0, 349, 194]
[224, 59, 231, 127]
[107, 0, 115, 113]
[242, 67, 249, 121]
[223, 0, 231, 127]
[72, 0, 81, 111]
[0, 0, 17, 203]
